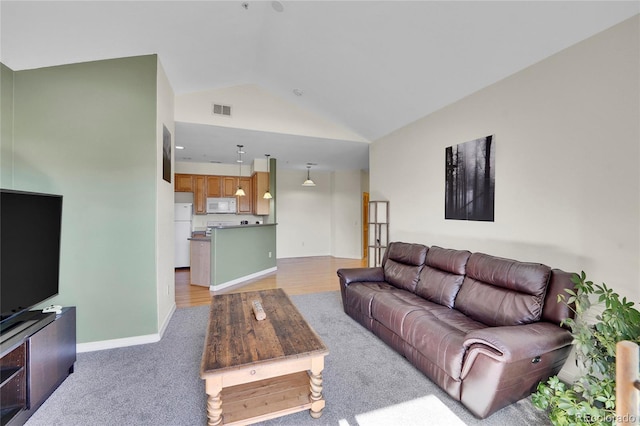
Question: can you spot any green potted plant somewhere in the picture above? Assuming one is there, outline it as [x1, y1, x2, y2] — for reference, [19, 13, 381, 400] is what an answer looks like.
[532, 271, 640, 425]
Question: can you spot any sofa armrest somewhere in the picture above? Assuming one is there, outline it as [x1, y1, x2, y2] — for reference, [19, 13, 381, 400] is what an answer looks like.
[463, 322, 572, 363]
[459, 322, 574, 418]
[337, 267, 385, 285]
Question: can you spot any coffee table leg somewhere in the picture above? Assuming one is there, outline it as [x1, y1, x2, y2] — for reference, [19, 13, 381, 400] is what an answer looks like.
[205, 377, 223, 426]
[309, 356, 326, 418]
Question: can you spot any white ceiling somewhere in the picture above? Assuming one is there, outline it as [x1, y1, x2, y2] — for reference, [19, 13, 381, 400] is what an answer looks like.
[2, 1, 638, 170]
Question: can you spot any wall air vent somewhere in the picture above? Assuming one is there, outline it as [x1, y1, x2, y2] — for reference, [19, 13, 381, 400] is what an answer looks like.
[212, 103, 232, 117]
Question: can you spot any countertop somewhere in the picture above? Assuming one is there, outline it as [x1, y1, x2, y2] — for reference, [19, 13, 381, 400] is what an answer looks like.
[189, 223, 277, 241]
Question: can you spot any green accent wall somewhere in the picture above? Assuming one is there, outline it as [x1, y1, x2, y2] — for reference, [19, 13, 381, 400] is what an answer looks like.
[1, 63, 15, 186]
[211, 225, 277, 287]
[7, 55, 159, 343]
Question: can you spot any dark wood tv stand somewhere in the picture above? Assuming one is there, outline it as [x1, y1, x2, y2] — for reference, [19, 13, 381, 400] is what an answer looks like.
[0, 307, 76, 426]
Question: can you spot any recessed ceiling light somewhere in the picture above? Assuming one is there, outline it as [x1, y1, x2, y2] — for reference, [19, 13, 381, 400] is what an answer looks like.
[176, 146, 184, 150]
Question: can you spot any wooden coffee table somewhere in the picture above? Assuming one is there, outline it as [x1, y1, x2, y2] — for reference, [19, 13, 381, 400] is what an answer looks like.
[200, 289, 329, 425]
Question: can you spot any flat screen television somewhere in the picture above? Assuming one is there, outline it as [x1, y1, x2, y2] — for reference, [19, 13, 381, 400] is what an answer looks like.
[1, 189, 63, 327]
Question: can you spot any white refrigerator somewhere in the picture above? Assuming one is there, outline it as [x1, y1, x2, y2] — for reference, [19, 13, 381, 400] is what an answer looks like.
[174, 203, 193, 268]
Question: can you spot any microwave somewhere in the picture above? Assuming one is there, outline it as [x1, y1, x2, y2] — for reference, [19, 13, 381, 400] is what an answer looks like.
[206, 197, 237, 214]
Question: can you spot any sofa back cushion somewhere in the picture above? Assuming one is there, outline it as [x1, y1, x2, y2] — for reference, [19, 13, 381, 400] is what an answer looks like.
[382, 242, 428, 292]
[542, 269, 576, 327]
[415, 246, 471, 308]
[454, 253, 551, 326]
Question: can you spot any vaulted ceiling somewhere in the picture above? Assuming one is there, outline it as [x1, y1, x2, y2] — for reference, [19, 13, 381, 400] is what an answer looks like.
[2, 1, 638, 170]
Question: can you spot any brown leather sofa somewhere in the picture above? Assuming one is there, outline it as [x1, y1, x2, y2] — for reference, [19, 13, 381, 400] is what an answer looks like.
[337, 241, 575, 418]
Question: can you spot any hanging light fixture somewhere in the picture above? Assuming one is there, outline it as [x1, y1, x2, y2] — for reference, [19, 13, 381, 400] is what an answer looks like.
[263, 154, 273, 199]
[302, 163, 316, 187]
[235, 144, 246, 196]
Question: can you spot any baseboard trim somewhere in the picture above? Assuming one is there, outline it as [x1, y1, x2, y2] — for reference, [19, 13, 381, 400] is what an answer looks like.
[210, 267, 278, 293]
[159, 303, 177, 339]
[77, 303, 177, 353]
[77, 334, 160, 353]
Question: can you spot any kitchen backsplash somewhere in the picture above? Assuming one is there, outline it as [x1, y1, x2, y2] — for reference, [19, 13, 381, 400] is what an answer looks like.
[192, 213, 264, 231]
[174, 192, 267, 232]
[175, 192, 265, 231]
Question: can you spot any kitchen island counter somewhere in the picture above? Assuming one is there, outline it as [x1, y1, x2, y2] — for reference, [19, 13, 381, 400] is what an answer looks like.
[209, 223, 275, 230]
[189, 223, 277, 291]
[189, 223, 277, 240]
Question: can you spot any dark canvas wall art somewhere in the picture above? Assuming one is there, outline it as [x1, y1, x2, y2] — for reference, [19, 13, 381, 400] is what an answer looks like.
[163, 125, 171, 183]
[445, 135, 495, 221]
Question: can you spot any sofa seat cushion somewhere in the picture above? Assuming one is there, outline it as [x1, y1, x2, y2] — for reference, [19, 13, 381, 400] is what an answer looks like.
[455, 253, 551, 326]
[369, 290, 435, 336]
[403, 308, 486, 379]
[344, 281, 397, 318]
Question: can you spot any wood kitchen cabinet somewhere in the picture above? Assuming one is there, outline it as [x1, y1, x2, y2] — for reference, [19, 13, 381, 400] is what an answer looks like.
[237, 177, 253, 213]
[222, 177, 237, 197]
[194, 175, 206, 214]
[175, 173, 206, 214]
[252, 172, 270, 216]
[174, 174, 194, 192]
[175, 173, 266, 216]
[206, 176, 222, 197]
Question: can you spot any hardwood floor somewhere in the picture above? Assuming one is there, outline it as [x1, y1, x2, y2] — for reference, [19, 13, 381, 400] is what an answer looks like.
[175, 256, 367, 308]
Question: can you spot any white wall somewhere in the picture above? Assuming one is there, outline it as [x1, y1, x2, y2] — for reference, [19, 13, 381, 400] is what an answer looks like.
[331, 170, 363, 259]
[175, 160, 265, 176]
[276, 169, 332, 258]
[371, 16, 639, 306]
[275, 168, 365, 259]
[175, 83, 367, 142]
[156, 59, 176, 332]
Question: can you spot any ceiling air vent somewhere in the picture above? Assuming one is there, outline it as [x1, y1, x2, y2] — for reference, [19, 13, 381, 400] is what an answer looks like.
[212, 103, 232, 117]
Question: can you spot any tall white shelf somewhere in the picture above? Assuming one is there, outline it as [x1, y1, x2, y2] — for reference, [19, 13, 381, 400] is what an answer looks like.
[368, 201, 389, 267]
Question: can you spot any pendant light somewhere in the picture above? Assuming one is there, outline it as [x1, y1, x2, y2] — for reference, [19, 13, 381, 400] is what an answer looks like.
[263, 154, 273, 199]
[235, 145, 246, 196]
[302, 163, 316, 187]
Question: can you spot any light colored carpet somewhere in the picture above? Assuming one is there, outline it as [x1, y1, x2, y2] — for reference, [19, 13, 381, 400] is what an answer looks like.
[25, 291, 551, 425]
